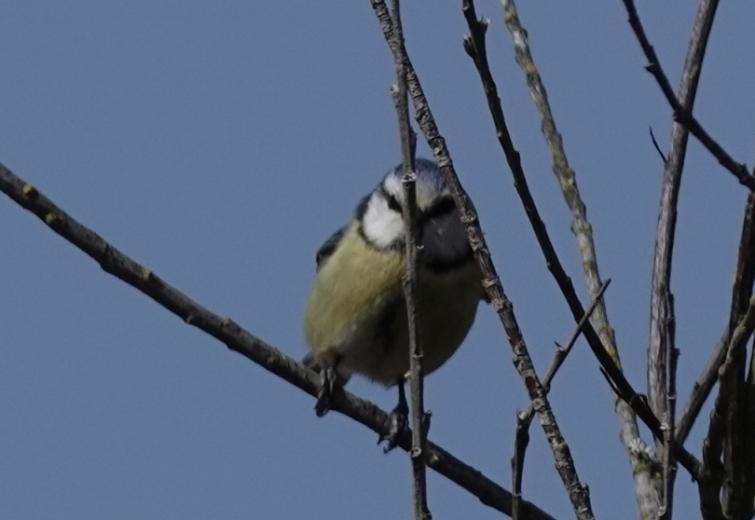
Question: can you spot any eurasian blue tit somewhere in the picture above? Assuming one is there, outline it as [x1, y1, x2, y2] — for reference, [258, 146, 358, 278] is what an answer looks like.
[303, 158, 484, 436]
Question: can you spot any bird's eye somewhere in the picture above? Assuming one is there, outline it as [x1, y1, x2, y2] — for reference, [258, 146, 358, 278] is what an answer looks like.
[386, 194, 402, 213]
[425, 197, 455, 218]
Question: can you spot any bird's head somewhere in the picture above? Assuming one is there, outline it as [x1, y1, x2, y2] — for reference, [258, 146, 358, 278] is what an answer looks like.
[357, 158, 472, 270]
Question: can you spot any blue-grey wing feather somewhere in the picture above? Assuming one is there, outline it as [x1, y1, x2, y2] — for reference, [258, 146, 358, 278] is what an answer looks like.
[315, 226, 346, 271]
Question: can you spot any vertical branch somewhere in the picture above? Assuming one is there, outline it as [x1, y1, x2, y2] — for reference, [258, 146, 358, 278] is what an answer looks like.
[643, 3, 719, 515]
[745, 334, 755, 518]
[660, 294, 678, 520]
[403, 173, 429, 520]
[720, 198, 755, 519]
[510, 411, 528, 520]
[390, 0, 417, 175]
[389, 2, 430, 519]
[371, 3, 595, 517]
[498, 2, 662, 514]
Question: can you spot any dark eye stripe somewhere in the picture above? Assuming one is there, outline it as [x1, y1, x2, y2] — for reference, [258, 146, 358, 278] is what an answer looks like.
[423, 197, 455, 219]
[380, 186, 402, 213]
[386, 195, 401, 212]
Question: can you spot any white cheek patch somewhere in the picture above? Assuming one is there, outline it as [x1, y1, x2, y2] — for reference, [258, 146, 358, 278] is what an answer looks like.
[362, 194, 403, 248]
[383, 174, 403, 202]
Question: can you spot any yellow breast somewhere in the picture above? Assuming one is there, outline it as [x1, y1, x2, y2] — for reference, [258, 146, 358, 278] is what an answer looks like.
[303, 222, 405, 357]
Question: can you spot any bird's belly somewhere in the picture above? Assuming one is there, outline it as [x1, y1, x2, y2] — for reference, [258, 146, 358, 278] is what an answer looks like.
[340, 261, 481, 386]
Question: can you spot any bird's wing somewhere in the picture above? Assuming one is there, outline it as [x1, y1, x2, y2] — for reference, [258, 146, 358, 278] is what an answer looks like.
[315, 226, 346, 271]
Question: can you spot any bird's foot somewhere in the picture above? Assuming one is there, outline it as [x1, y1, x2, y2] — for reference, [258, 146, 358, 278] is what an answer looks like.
[379, 394, 409, 453]
[314, 366, 338, 417]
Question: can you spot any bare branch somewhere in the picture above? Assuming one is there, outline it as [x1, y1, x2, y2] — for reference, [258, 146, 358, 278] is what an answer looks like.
[620, 0, 755, 191]
[660, 295, 678, 520]
[0, 162, 556, 520]
[511, 411, 529, 520]
[703, 296, 755, 517]
[464, 0, 702, 484]
[499, 0, 663, 513]
[701, 191, 755, 518]
[676, 193, 755, 518]
[677, 193, 755, 443]
[371, 1, 594, 517]
[677, 334, 726, 443]
[644, 3, 720, 515]
[679, 193, 755, 518]
[512, 280, 610, 520]
[389, 1, 430, 518]
[543, 280, 612, 396]
[745, 336, 755, 517]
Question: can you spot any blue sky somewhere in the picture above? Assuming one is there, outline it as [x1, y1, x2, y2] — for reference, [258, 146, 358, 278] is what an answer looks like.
[1, 2, 753, 518]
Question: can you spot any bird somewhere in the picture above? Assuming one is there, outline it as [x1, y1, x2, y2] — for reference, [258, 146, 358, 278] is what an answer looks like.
[303, 158, 484, 448]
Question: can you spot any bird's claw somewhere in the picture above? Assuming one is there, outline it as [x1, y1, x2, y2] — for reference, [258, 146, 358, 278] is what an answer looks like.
[314, 366, 337, 417]
[379, 397, 409, 453]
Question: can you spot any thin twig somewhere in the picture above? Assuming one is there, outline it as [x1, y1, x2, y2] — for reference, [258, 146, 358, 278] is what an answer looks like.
[511, 280, 610, 520]
[645, 3, 719, 516]
[542, 280, 612, 395]
[463, 0, 702, 482]
[389, 1, 430, 519]
[649, 127, 668, 164]
[677, 334, 726, 443]
[372, 2, 595, 517]
[620, 0, 755, 191]
[0, 162, 556, 520]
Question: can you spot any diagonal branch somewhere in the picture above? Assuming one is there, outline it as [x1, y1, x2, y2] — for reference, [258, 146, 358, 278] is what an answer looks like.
[511, 280, 610, 520]
[462, 0, 703, 483]
[371, 1, 594, 517]
[541, 280, 612, 396]
[700, 191, 755, 518]
[498, 0, 661, 514]
[620, 0, 755, 191]
[703, 295, 755, 518]
[0, 162, 556, 520]
[676, 193, 755, 518]
[388, 1, 430, 519]
[677, 193, 755, 443]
